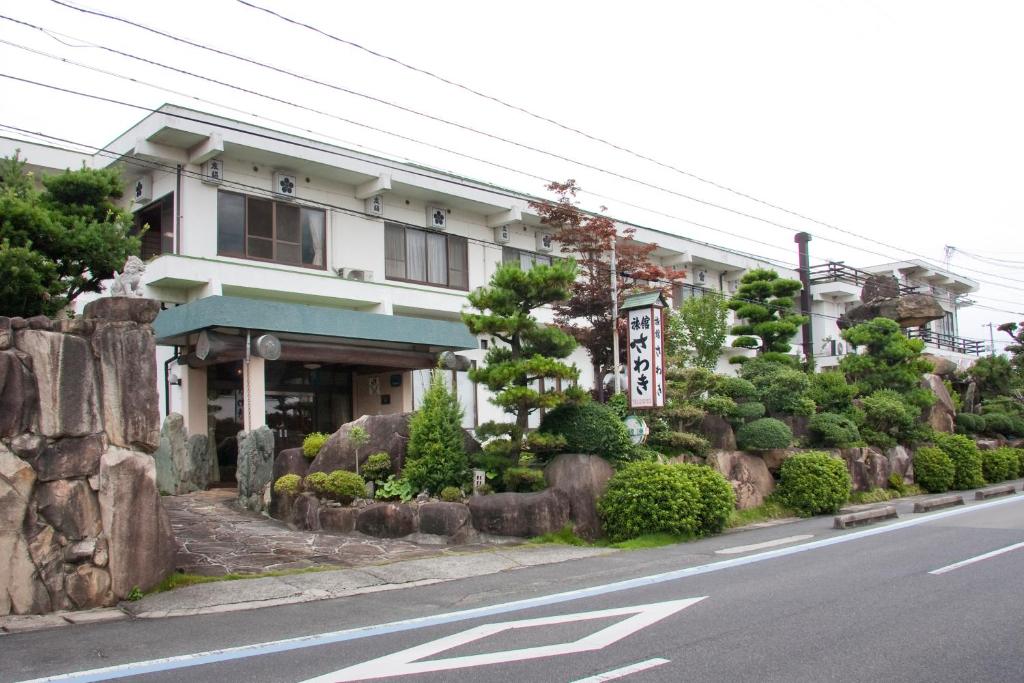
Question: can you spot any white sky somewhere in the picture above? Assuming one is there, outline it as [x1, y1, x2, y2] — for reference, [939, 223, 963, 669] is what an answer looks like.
[1, 0, 1022, 349]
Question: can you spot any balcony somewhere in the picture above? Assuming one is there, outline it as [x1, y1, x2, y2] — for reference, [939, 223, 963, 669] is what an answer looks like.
[808, 262, 916, 295]
[905, 328, 985, 356]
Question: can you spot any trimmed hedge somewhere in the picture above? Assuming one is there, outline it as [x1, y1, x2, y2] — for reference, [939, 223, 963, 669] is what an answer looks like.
[955, 413, 987, 436]
[672, 463, 736, 535]
[981, 447, 1020, 483]
[982, 412, 1015, 437]
[304, 471, 329, 495]
[503, 467, 546, 493]
[273, 474, 302, 496]
[323, 470, 366, 502]
[933, 433, 985, 490]
[912, 446, 955, 493]
[539, 401, 632, 461]
[808, 412, 861, 448]
[736, 417, 792, 451]
[730, 401, 766, 424]
[598, 462, 701, 542]
[776, 451, 852, 516]
[302, 432, 330, 459]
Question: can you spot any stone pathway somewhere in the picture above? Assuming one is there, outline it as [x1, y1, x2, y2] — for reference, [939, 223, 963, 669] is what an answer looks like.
[163, 489, 504, 576]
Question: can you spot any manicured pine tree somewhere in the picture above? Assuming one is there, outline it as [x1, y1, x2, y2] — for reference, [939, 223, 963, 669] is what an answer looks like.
[727, 268, 806, 363]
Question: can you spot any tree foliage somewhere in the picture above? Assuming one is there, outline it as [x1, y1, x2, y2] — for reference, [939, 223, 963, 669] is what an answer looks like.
[463, 259, 580, 435]
[727, 268, 806, 360]
[668, 294, 729, 370]
[840, 317, 934, 408]
[530, 180, 685, 398]
[0, 151, 140, 316]
[404, 370, 469, 494]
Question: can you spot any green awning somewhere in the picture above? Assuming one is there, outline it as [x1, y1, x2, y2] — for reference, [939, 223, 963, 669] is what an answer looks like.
[622, 290, 668, 310]
[153, 295, 477, 350]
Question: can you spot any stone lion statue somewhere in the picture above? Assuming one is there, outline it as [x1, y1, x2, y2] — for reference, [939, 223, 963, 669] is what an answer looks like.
[110, 256, 146, 297]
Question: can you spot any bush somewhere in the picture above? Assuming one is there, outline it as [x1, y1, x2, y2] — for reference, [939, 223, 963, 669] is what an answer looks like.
[808, 412, 861, 448]
[606, 393, 629, 420]
[887, 472, 906, 495]
[955, 413, 987, 435]
[736, 418, 792, 451]
[539, 400, 631, 461]
[503, 467, 546, 493]
[672, 463, 736, 535]
[304, 471, 329, 495]
[776, 451, 851, 516]
[273, 474, 302, 496]
[807, 371, 857, 415]
[626, 445, 663, 462]
[439, 485, 463, 502]
[932, 433, 985, 490]
[729, 401, 766, 424]
[741, 361, 813, 416]
[323, 470, 366, 502]
[302, 432, 330, 459]
[859, 389, 919, 448]
[375, 475, 414, 502]
[982, 412, 1015, 437]
[404, 370, 469, 494]
[648, 429, 710, 457]
[598, 462, 702, 542]
[701, 394, 737, 417]
[715, 376, 759, 402]
[912, 446, 955, 493]
[981, 447, 1019, 483]
[1017, 448, 1024, 478]
[362, 452, 392, 482]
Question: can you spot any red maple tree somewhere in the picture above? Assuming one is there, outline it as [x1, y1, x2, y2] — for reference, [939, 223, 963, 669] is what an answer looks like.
[531, 180, 686, 401]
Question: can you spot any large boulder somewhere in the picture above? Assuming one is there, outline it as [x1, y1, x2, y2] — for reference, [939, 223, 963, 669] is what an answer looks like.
[236, 427, 275, 511]
[705, 450, 775, 510]
[98, 447, 176, 599]
[27, 524, 66, 612]
[356, 503, 416, 538]
[838, 447, 891, 491]
[700, 414, 736, 451]
[83, 297, 161, 325]
[26, 434, 106, 482]
[544, 454, 614, 540]
[35, 479, 102, 541]
[0, 446, 49, 615]
[311, 413, 479, 474]
[469, 489, 571, 538]
[885, 446, 914, 483]
[0, 349, 38, 438]
[65, 565, 113, 609]
[15, 330, 101, 438]
[922, 354, 957, 377]
[319, 506, 358, 533]
[92, 321, 159, 451]
[185, 433, 212, 492]
[273, 447, 309, 483]
[760, 448, 800, 474]
[0, 446, 36, 533]
[921, 373, 956, 434]
[291, 493, 322, 531]
[842, 293, 946, 329]
[153, 414, 185, 495]
[418, 502, 471, 538]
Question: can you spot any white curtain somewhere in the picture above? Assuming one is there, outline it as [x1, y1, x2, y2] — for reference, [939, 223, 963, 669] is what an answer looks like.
[427, 232, 447, 285]
[303, 209, 325, 267]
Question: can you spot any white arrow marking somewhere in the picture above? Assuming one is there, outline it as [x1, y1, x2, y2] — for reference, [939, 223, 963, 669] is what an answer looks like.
[300, 597, 705, 683]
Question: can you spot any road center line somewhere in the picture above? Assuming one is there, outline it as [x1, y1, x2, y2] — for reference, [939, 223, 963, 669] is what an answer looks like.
[928, 541, 1024, 575]
[20, 494, 1023, 683]
[570, 658, 671, 682]
[715, 534, 814, 555]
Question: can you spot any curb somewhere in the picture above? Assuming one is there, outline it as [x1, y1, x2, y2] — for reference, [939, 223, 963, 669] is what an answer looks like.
[975, 483, 1018, 500]
[913, 494, 964, 513]
[833, 505, 898, 529]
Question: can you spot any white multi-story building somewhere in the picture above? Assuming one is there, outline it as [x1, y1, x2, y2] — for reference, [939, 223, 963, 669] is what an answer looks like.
[0, 105, 986, 475]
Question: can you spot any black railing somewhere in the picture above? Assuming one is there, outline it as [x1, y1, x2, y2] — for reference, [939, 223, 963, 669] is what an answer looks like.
[808, 262, 916, 294]
[906, 328, 985, 356]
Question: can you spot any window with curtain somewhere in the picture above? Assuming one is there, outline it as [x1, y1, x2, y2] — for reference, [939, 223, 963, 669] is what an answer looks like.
[501, 246, 551, 271]
[384, 223, 468, 289]
[216, 191, 326, 269]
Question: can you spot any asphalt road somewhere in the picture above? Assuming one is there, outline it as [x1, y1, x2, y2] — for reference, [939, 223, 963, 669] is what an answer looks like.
[3, 494, 1023, 683]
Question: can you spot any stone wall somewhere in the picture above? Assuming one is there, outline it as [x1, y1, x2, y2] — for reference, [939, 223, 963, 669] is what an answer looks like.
[0, 299, 175, 615]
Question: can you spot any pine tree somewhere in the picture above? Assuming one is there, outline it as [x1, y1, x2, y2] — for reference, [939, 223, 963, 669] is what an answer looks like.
[403, 370, 468, 494]
[727, 268, 806, 362]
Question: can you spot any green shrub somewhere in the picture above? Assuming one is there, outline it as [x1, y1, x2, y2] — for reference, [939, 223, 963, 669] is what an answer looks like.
[272, 474, 302, 496]
[807, 371, 857, 415]
[982, 412, 1015, 437]
[955, 413, 987, 435]
[323, 470, 366, 502]
[775, 451, 851, 516]
[362, 452, 393, 482]
[912, 446, 955, 493]
[730, 401, 766, 423]
[1017, 448, 1024, 478]
[439, 486, 463, 502]
[859, 389, 919, 448]
[742, 362, 813, 416]
[404, 370, 469, 494]
[701, 395, 737, 417]
[808, 412, 861, 448]
[539, 400, 631, 461]
[933, 433, 985, 490]
[672, 463, 736, 535]
[374, 474, 414, 502]
[887, 472, 906, 495]
[736, 418, 792, 451]
[715, 376, 759, 402]
[598, 462, 701, 542]
[302, 432, 330, 459]
[626, 445, 663, 462]
[648, 429, 710, 457]
[1010, 417, 1024, 438]
[981, 447, 1019, 483]
[503, 467, 546, 492]
[304, 471, 329, 495]
[606, 393, 629, 419]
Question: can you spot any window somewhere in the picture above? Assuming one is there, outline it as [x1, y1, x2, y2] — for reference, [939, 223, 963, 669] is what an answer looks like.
[132, 194, 174, 259]
[502, 246, 551, 271]
[217, 191, 325, 268]
[385, 223, 468, 289]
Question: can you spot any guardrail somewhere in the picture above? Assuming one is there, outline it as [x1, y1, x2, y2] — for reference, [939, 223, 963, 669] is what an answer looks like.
[905, 328, 985, 356]
[808, 262, 916, 294]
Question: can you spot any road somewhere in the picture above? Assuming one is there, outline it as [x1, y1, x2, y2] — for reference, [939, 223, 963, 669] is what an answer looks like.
[3, 494, 1023, 683]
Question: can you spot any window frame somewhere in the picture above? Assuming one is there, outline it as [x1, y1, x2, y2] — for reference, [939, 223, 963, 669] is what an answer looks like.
[216, 190, 327, 271]
[501, 246, 553, 271]
[385, 222, 469, 291]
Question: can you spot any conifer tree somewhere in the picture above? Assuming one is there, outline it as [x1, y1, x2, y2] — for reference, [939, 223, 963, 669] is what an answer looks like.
[403, 370, 468, 494]
[727, 268, 806, 362]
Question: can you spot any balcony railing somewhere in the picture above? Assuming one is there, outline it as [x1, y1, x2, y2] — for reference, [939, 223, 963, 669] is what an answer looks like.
[905, 328, 985, 356]
[808, 262, 916, 294]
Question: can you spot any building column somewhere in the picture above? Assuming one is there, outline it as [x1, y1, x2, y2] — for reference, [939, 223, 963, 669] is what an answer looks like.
[180, 365, 208, 436]
[242, 356, 266, 432]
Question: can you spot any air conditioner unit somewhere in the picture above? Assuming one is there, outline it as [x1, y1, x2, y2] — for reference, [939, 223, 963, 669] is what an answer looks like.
[273, 171, 297, 200]
[201, 159, 223, 185]
[494, 224, 512, 244]
[336, 267, 374, 282]
[132, 175, 152, 205]
[535, 232, 554, 253]
[426, 205, 448, 230]
[365, 194, 384, 217]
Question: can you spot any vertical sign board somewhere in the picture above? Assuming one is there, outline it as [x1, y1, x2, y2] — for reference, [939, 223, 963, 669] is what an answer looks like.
[625, 292, 666, 410]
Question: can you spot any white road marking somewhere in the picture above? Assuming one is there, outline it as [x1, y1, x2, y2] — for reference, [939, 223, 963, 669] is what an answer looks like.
[715, 534, 814, 555]
[928, 541, 1024, 575]
[299, 599, 702, 683]
[570, 657, 671, 682]
[19, 494, 1023, 683]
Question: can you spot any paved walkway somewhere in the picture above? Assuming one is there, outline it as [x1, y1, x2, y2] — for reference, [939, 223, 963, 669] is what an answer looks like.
[162, 489, 502, 576]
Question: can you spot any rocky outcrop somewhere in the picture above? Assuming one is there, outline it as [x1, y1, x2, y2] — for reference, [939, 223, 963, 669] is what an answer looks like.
[922, 354, 957, 377]
[318, 506, 357, 533]
[885, 446, 914, 483]
[25, 434, 106, 482]
[185, 434, 212, 492]
[468, 489, 571, 538]
[83, 296, 161, 325]
[838, 447, 891, 491]
[921, 373, 956, 434]
[237, 427, 275, 512]
[0, 349, 38, 437]
[705, 450, 775, 510]
[544, 454, 614, 540]
[841, 293, 946, 330]
[153, 414, 211, 495]
[273, 448, 309, 483]
[356, 503, 417, 538]
[92, 322, 159, 451]
[15, 330, 101, 438]
[418, 502, 471, 538]
[700, 414, 736, 451]
[35, 479, 102, 541]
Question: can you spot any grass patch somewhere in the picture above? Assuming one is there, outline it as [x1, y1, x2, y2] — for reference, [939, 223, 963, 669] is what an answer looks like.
[529, 526, 695, 550]
[726, 498, 797, 528]
[147, 565, 338, 595]
[847, 484, 924, 505]
[529, 525, 592, 547]
[609, 532, 695, 549]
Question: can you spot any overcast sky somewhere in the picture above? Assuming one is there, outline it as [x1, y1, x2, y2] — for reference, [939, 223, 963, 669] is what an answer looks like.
[2, 0, 1022, 348]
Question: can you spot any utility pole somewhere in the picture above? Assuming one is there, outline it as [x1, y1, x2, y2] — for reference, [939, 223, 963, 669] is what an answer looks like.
[983, 322, 996, 356]
[794, 232, 814, 370]
[611, 237, 621, 394]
